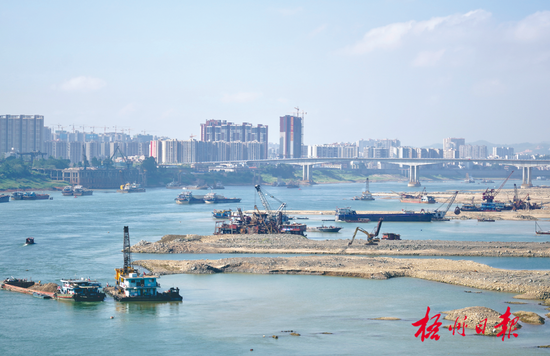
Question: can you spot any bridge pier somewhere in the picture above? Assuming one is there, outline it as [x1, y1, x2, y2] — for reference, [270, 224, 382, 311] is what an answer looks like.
[302, 164, 311, 182]
[521, 166, 533, 188]
[408, 165, 421, 187]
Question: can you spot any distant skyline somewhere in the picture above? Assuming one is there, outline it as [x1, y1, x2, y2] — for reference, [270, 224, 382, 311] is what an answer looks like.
[2, 1, 550, 147]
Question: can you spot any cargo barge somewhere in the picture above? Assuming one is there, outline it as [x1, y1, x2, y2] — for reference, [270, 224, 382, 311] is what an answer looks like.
[335, 207, 434, 222]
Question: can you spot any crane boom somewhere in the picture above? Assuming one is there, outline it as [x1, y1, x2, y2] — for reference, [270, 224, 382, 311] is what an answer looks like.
[433, 191, 459, 220]
[254, 185, 273, 214]
[482, 171, 514, 203]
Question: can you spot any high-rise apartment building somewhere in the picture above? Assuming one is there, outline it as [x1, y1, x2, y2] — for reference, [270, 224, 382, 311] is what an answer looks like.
[0, 115, 44, 156]
[443, 138, 465, 150]
[279, 115, 302, 158]
[200, 119, 268, 159]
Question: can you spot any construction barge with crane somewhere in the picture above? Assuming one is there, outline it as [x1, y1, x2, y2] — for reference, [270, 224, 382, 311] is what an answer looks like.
[213, 185, 307, 236]
[337, 191, 460, 222]
[459, 171, 541, 212]
[104, 226, 182, 302]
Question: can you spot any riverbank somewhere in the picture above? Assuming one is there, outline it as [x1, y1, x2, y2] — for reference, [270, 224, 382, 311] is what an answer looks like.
[133, 255, 550, 301]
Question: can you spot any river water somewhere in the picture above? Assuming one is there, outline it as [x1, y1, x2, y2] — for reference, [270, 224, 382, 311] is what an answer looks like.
[1, 180, 549, 355]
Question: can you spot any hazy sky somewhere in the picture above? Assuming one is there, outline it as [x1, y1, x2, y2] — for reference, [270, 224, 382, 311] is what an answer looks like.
[2, 1, 550, 146]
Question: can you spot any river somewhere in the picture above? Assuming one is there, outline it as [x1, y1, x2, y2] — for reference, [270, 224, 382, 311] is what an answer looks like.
[1, 180, 549, 355]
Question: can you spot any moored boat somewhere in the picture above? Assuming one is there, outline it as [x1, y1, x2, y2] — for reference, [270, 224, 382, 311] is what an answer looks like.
[62, 186, 74, 196]
[20, 192, 50, 200]
[286, 181, 299, 188]
[2, 277, 35, 288]
[166, 181, 185, 189]
[203, 192, 241, 204]
[175, 191, 205, 204]
[11, 192, 24, 200]
[480, 179, 495, 183]
[398, 188, 436, 204]
[73, 185, 93, 196]
[118, 183, 146, 193]
[307, 225, 342, 233]
[55, 278, 105, 302]
[0, 194, 10, 203]
[212, 182, 225, 189]
[279, 223, 307, 235]
[186, 184, 209, 190]
[335, 207, 433, 222]
[535, 222, 550, 235]
[212, 209, 232, 219]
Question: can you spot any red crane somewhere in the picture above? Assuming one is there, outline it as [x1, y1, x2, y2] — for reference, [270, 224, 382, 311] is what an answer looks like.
[482, 171, 514, 203]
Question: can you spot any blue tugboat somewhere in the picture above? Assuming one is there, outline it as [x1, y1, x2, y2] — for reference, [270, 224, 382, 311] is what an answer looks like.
[212, 209, 232, 219]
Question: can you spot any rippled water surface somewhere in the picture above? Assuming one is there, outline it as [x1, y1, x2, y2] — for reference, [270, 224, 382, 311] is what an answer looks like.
[1, 180, 549, 355]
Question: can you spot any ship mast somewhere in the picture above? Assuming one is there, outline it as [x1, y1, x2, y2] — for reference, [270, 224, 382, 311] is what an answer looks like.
[123, 226, 132, 272]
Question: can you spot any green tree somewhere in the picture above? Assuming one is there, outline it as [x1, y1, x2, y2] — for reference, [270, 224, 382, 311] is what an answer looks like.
[141, 157, 158, 173]
[102, 158, 114, 169]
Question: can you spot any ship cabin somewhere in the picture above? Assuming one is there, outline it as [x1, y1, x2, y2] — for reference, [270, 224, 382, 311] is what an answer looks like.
[115, 268, 159, 298]
[59, 278, 102, 295]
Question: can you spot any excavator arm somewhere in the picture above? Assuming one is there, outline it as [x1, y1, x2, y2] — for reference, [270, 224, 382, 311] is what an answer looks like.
[349, 219, 383, 246]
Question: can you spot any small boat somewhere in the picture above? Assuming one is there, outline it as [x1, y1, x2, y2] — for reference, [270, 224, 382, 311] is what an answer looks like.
[55, 278, 106, 302]
[272, 180, 286, 187]
[0, 194, 10, 203]
[166, 181, 185, 189]
[62, 186, 74, 196]
[175, 191, 205, 204]
[11, 192, 24, 200]
[211, 182, 225, 189]
[307, 225, 342, 233]
[477, 217, 495, 222]
[21, 192, 50, 200]
[73, 185, 93, 196]
[33, 292, 52, 299]
[382, 233, 401, 240]
[118, 183, 146, 193]
[286, 181, 299, 189]
[203, 192, 241, 204]
[398, 188, 436, 204]
[25, 237, 35, 245]
[212, 209, 232, 219]
[279, 223, 307, 235]
[296, 217, 309, 220]
[2, 277, 35, 288]
[535, 222, 550, 235]
[186, 184, 209, 190]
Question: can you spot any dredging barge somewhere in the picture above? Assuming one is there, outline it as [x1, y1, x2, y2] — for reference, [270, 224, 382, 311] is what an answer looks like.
[104, 226, 182, 302]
